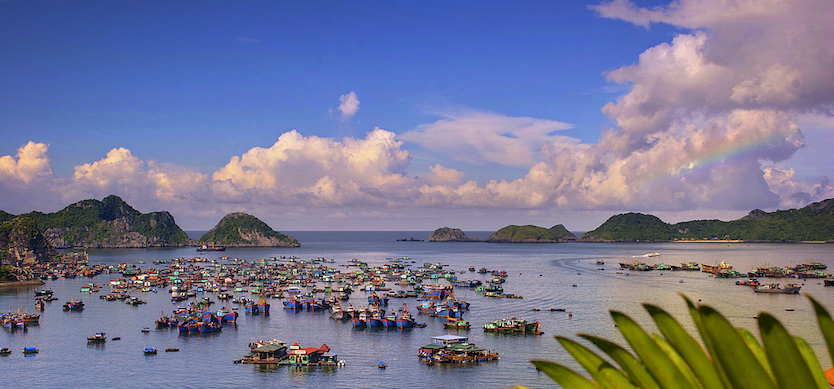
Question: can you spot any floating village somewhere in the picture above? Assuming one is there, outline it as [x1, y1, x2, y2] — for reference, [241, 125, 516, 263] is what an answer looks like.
[2, 250, 832, 368]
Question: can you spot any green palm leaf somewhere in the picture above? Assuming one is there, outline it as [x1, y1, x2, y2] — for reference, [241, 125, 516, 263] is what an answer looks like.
[736, 327, 774, 382]
[580, 334, 662, 389]
[808, 295, 834, 367]
[697, 306, 777, 389]
[793, 336, 830, 389]
[644, 303, 725, 389]
[531, 360, 599, 389]
[757, 313, 820, 389]
[556, 336, 636, 389]
[611, 311, 694, 389]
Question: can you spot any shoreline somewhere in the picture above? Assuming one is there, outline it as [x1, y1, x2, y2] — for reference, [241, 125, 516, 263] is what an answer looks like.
[0, 279, 45, 289]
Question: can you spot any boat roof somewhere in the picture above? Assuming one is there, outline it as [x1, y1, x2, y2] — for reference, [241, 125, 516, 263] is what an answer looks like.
[431, 335, 467, 341]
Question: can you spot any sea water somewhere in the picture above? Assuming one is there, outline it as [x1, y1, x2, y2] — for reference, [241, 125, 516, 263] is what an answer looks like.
[2, 231, 833, 388]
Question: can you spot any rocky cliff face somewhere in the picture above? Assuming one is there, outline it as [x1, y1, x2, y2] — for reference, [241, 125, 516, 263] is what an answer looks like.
[428, 227, 480, 242]
[1, 216, 58, 267]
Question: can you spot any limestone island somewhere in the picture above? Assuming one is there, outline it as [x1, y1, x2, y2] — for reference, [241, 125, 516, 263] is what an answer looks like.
[485, 224, 576, 243]
[198, 212, 300, 248]
[428, 227, 480, 242]
[579, 198, 834, 243]
[2, 195, 190, 249]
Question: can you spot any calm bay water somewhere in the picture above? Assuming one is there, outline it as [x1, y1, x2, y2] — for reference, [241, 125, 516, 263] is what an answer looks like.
[2, 231, 833, 388]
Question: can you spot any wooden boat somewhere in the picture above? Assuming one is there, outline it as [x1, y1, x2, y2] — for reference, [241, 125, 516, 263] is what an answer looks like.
[753, 284, 802, 294]
[442, 318, 471, 330]
[87, 332, 107, 342]
[62, 298, 84, 311]
[483, 317, 541, 334]
[165, 348, 179, 352]
[197, 244, 225, 252]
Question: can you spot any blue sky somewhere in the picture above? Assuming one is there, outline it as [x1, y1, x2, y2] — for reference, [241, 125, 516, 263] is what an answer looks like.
[1, 0, 832, 231]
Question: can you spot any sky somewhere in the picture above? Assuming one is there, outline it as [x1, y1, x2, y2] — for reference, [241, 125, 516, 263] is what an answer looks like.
[1, 0, 833, 232]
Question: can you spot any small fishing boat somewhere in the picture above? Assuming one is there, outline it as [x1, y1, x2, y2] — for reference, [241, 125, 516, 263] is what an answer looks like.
[62, 298, 85, 311]
[442, 318, 471, 330]
[87, 332, 107, 343]
[141, 327, 150, 333]
[165, 348, 180, 352]
[23, 346, 39, 354]
[754, 284, 802, 294]
[144, 347, 158, 355]
[0, 347, 11, 355]
[378, 361, 387, 369]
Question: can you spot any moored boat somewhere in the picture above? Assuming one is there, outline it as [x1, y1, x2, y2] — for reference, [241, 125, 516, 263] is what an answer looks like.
[87, 332, 107, 342]
[753, 283, 802, 294]
[442, 318, 471, 330]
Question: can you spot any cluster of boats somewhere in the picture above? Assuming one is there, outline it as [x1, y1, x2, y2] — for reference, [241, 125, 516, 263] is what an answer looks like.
[155, 304, 239, 334]
[2, 309, 40, 330]
[619, 260, 700, 271]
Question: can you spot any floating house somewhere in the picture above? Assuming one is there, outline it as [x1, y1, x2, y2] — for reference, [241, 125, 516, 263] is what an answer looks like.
[279, 343, 341, 366]
[237, 340, 288, 364]
[418, 335, 499, 364]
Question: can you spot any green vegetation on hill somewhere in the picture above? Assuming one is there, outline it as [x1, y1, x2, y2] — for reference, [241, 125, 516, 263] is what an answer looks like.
[486, 224, 576, 243]
[20, 195, 190, 248]
[0, 210, 14, 224]
[199, 212, 299, 247]
[581, 198, 834, 242]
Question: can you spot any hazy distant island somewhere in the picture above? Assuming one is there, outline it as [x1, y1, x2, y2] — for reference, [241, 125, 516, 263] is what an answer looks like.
[198, 212, 300, 248]
[428, 227, 480, 242]
[485, 224, 577, 243]
[579, 198, 834, 243]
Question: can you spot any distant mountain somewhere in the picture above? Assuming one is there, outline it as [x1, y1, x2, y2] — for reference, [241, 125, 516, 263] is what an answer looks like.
[428, 227, 480, 242]
[198, 212, 300, 247]
[19, 195, 190, 248]
[580, 198, 834, 242]
[485, 224, 576, 243]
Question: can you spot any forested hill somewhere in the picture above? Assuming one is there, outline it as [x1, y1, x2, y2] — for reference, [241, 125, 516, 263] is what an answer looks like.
[485, 224, 577, 243]
[15, 195, 190, 248]
[579, 198, 834, 242]
[198, 212, 300, 247]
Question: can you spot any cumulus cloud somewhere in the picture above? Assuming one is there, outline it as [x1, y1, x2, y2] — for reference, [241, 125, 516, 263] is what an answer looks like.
[580, 0, 834, 209]
[338, 91, 360, 119]
[0, 141, 53, 183]
[400, 110, 575, 167]
[212, 128, 412, 206]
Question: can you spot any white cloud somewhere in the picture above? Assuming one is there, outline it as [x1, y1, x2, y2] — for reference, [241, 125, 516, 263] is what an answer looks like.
[400, 110, 575, 167]
[338, 91, 360, 119]
[0, 141, 53, 183]
[212, 128, 412, 206]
